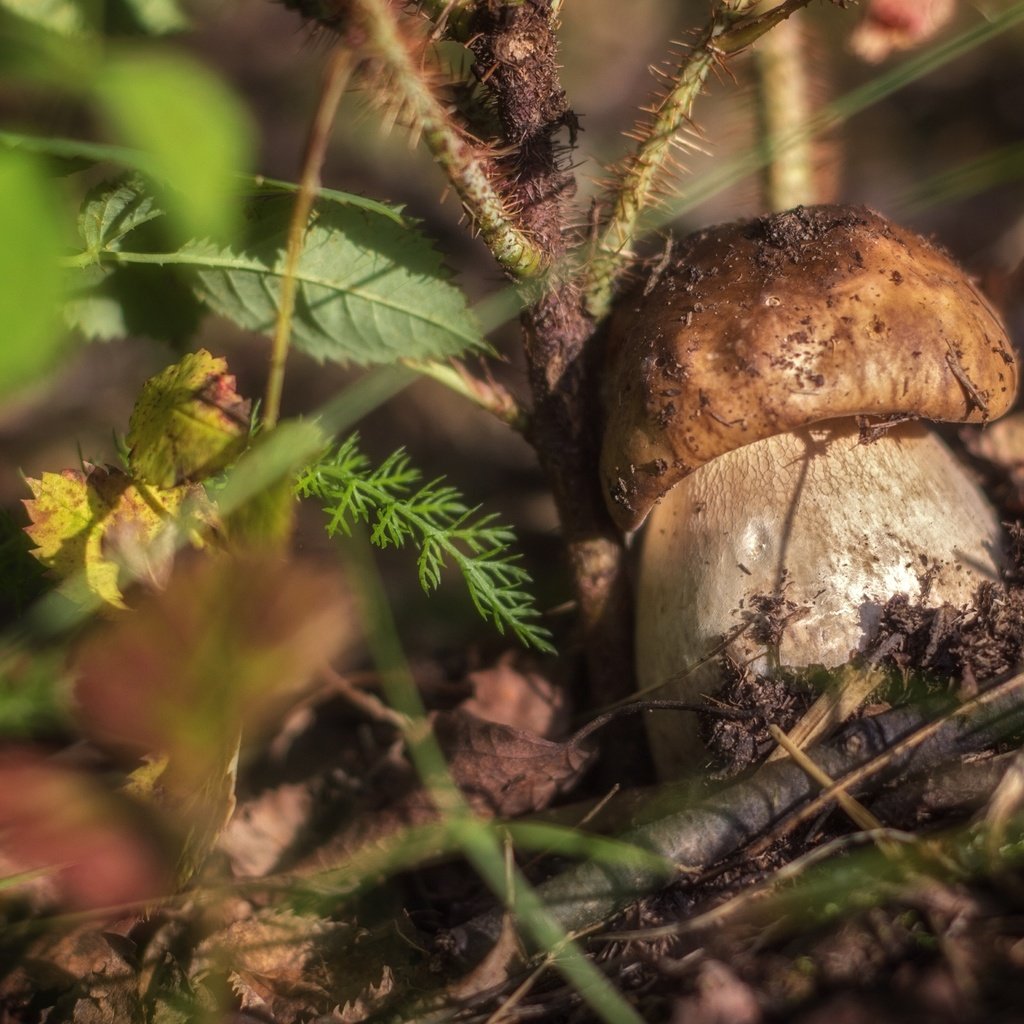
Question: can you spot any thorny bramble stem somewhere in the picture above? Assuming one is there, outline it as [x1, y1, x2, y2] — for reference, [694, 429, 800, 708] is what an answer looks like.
[353, 0, 549, 280]
[582, 0, 820, 319]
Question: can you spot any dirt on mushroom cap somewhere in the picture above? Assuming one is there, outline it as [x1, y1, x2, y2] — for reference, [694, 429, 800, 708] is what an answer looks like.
[601, 204, 1018, 532]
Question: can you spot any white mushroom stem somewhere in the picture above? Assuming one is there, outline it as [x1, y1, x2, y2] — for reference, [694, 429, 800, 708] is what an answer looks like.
[637, 418, 1003, 778]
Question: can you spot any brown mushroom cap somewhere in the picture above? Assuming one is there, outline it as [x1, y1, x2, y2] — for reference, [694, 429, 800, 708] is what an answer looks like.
[601, 204, 1018, 531]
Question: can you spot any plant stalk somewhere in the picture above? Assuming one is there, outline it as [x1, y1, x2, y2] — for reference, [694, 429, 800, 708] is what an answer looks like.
[264, 47, 352, 430]
[753, 5, 818, 210]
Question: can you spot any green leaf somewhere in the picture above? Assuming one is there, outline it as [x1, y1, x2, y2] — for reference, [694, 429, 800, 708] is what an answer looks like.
[65, 178, 198, 343]
[78, 174, 162, 254]
[0, 149, 68, 396]
[186, 197, 482, 365]
[93, 49, 252, 241]
[23, 465, 211, 608]
[0, 0, 87, 35]
[296, 436, 554, 652]
[63, 262, 203, 343]
[0, 645, 69, 737]
[127, 350, 252, 488]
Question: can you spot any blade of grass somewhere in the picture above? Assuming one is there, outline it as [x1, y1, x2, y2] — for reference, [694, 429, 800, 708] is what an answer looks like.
[343, 532, 645, 1024]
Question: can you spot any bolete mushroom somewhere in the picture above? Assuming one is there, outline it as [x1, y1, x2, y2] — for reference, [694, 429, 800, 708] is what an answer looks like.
[601, 204, 1018, 777]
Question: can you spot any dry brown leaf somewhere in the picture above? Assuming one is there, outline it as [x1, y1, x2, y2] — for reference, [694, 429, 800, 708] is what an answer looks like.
[193, 911, 333, 1019]
[0, 924, 143, 1022]
[219, 781, 316, 877]
[431, 708, 594, 817]
[334, 965, 395, 1023]
[462, 654, 569, 738]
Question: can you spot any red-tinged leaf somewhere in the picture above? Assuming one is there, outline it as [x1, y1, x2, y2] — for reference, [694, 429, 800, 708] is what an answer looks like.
[0, 749, 173, 911]
[127, 349, 251, 488]
[23, 465, 212, 608]
[850, 0, 955, 62]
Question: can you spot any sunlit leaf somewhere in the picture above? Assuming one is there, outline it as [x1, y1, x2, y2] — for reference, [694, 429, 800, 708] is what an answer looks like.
[118, 0, 188, 34]
[0, 149, 68, 395]
[78, 174, 162, 254]
[93, 49, 252, 241]
[185, 196, 482, 365]
[0, 0, 87, 35]
[127, 350, 251, 488]
[23, 465, 211, 608]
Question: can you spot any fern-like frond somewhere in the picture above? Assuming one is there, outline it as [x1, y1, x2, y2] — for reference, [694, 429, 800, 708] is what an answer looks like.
[296, 435, 555, 653]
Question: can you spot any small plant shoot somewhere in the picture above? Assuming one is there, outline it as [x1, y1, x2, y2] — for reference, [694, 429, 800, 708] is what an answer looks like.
[297, 436, 554, 652]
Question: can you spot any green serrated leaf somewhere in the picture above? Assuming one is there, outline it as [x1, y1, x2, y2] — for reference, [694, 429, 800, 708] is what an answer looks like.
[0, 0, 87, 35]
[78, 174, 162, 253]
[127, 350, 252, 488]
[93, 49, 252, 242]
[23, 465, 211, 608]
[0, 149, 68, 396]
[63, 255, 203, 344]
[184, 197, 482, 365]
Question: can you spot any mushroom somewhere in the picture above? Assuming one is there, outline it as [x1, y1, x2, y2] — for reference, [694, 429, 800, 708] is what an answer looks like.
[601, 205, 1018, 777]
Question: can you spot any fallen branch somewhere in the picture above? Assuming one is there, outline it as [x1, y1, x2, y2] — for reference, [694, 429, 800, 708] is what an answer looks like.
[448, 672, 1024, 965]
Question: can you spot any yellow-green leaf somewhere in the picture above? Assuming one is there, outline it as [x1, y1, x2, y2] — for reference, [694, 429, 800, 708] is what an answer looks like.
[127, 349, 251, 488]
[23, 465, 210, 608]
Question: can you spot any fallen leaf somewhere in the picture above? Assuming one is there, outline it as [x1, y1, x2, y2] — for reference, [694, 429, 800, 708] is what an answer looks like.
[193, 911, 333, 1020]
[462, 654, 568, 738]
[219, 781, 316, 878]
[127, 349, 251, 488]
[431, 708, 595, 817]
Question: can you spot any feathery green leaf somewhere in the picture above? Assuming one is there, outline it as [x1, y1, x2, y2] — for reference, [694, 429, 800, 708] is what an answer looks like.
[296, 436, 554, 653]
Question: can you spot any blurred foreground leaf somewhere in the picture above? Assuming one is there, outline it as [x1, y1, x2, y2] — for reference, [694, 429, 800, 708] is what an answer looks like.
[127, 349, 251, 488]
[73, 553, 352, 880]
[0, 0, 86, 34]
[118, 0, 187, 34]
[93, 50, 252, 242]
[0, 149, 67, 396]
[0, 749, 173, 910]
